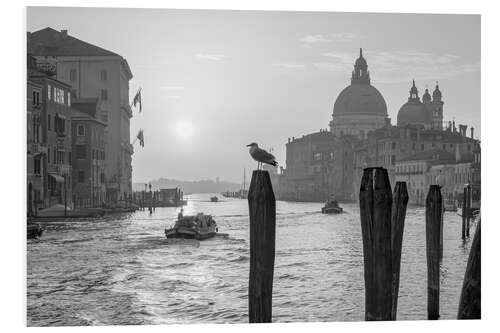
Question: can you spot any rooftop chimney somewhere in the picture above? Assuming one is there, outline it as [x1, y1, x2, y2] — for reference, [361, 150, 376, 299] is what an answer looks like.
[470, 127, 474, 139]
[61, 29, 68, 37]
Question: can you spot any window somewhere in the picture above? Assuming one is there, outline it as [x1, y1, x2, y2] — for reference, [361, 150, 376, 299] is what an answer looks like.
[392, 142, 396, 150]
[313, 153, 322, 161]
[53, 86, 65, 104]
[101, 114, 108, 122]
[101, 89, 108, 100]
[71, 89, 77, 98]
[100, 69, 107, 81]
[421, 144, 425, 151]
[32, 91, 40, 105]
[34, 158, 41, 175]
[391, 155, 396, 165]
[75, 145, 86, 159]
[47, 84, 52, 101]
[77, 125, 85, 136]
[68, 152, 72, 164]
[54, 115, 66, 135]
[47, 147, 50, 164]
[412, 143, 416, 150]
[53, 149, 56, 165]
[67, 92, 71, 106]
[70, 69, 76, 82]
[78, 171, 85, 183]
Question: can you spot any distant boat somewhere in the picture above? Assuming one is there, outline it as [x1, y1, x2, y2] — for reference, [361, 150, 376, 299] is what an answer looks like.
[210, 196, 219, 202]
[165, 213, 218, 240]
[27, 223, 43, 239]
[321, 198, 343, 214]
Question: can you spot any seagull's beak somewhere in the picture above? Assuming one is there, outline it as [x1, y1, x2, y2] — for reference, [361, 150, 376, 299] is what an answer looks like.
[246, 144, 251, 147]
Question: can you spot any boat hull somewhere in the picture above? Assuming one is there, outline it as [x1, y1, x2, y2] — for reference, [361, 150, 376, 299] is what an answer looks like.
[165, 227, 216, 240]
[27, 224, 43, 239]
[321, 207, 343, 214]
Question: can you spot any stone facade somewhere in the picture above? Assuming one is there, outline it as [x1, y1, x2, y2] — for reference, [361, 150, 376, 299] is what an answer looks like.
[71, 99, 107, 208]
[29, 28, 133, 203]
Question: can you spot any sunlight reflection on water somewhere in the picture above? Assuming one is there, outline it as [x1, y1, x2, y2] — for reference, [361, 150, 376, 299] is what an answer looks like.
[27, 193, 476, 326]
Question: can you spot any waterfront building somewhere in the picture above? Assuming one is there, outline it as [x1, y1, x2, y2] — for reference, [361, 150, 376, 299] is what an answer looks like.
[395, 147, 475, 205]
[279, 48, 480, 204]
[329, 48, 389, 139]
[71, 98, 107, 208]
[29, 28, 134, 203]
[27, 57, 45, 215]
[28, 58, 73, 209]
[352, 124, 480, 199]
[278, 130, 357, 202]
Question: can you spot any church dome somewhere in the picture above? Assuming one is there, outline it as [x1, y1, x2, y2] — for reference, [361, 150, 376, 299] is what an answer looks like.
[332, 48, 387, 117]
[397, 101, 430, 126]
[333, 84, 388, 116]
[397, 80, 430, 126]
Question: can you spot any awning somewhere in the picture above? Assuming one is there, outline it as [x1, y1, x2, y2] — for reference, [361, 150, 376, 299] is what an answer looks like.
[49, 173, 65, 183]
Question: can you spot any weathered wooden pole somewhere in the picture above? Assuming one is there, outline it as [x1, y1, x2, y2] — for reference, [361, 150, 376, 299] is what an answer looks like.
[457, 220, 481, 319]
[248, 170, 276, 323]
[466, 184, 471, 238]
[391, 181, 409, 320]
[426, 185, 443, 320]
[461, 186, 467, 240]
[359, 167, 393, 321]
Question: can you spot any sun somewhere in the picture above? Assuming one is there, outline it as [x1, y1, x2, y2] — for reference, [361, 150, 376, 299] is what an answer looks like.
[175, 121, 194, 140]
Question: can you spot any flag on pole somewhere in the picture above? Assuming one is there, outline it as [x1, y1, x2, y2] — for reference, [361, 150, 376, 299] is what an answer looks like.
[136, 129, 144, 147]
[132, 88, 142, 112]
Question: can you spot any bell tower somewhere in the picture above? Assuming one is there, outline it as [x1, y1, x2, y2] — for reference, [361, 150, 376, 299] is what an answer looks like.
[431, 82, 444, 129]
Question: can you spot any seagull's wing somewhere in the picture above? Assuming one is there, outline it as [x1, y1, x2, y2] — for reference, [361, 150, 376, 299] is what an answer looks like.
[254, 148, 278, 165]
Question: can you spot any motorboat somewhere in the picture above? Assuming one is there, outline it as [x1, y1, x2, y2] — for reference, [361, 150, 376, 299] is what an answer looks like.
[27, 223, 43, 239]
[165, 213, 218, 240]
[321, 198, 343, 214]
[210, 196, 219, 202]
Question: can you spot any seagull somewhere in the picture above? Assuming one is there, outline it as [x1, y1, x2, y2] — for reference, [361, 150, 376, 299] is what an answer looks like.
[246, 143, 278, 170]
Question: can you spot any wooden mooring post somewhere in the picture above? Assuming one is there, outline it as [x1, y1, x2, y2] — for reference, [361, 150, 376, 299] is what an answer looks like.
[426, 185, 443, 320]
[457, 220, 481, 319]
[466, 184, 472, 238]
[359, 167, 406, 321]
[461, 186, 467, 240]
[391, 181, 409, 320]
[247, 170, 276, 323]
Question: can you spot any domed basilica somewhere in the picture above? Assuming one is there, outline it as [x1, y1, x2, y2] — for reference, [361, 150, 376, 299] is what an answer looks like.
[329, 49, 388, 139]
[330, 49, 445, 137]
[397, 80, 444, 129]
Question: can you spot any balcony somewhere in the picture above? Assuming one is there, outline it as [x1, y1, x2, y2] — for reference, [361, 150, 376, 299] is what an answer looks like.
[57, 164, 71, 175]
[36, 61, 57, 76]
[30, 142, 48, 155]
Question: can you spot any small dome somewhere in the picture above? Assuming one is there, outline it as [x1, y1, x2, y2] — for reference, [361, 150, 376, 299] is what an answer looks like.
[333, 84, 387, 116]
[397, 101, 430, 126]
[433, 84, 442, 99]
[422, 88, 431, 103]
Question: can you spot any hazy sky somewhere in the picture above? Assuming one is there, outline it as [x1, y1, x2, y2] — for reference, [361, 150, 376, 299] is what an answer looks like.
[27, 7, 481, 183]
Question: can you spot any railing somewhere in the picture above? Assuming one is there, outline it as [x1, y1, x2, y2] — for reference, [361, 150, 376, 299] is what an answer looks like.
[36, 61, 57, 76]
[30, 142, 47, 155]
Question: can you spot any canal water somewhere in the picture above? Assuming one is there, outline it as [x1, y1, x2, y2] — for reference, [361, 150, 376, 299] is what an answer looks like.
[27, 193, 477, 326]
